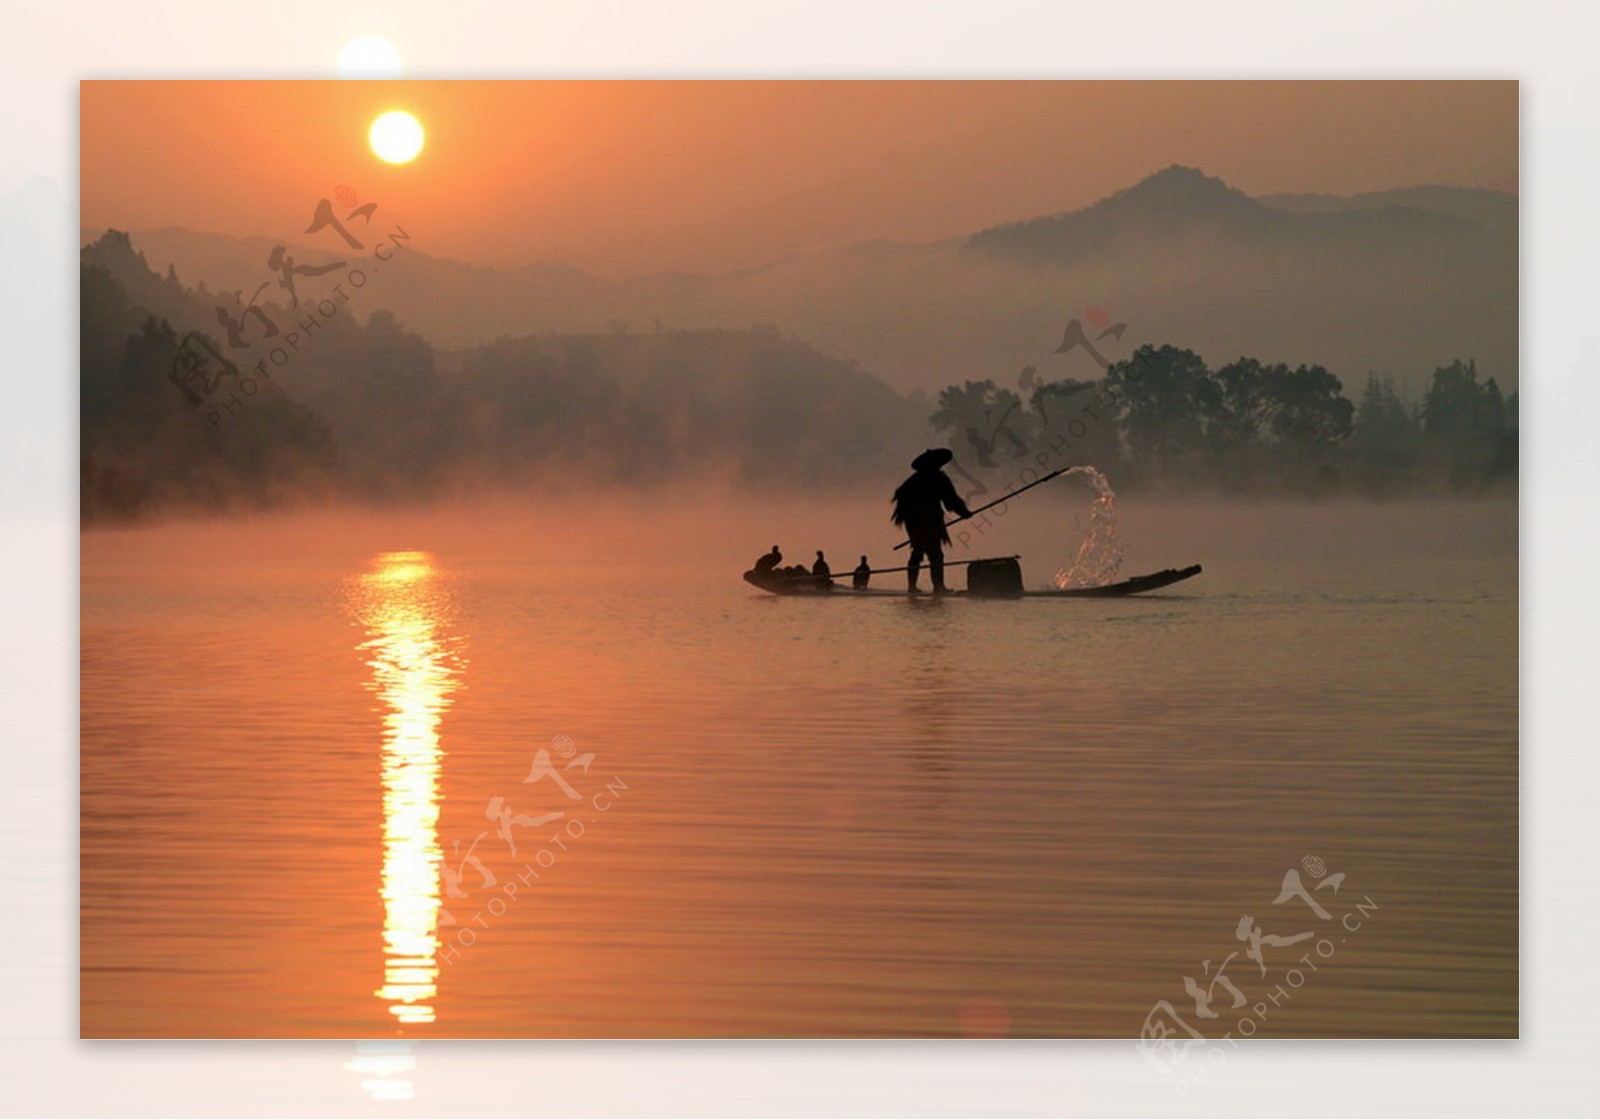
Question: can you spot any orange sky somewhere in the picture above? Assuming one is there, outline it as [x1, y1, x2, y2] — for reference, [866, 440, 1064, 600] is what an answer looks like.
[80, 81, 1517, 277]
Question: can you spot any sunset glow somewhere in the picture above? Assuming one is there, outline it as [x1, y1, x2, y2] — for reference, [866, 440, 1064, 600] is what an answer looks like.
[78, 81, 1516, 277]
[78, 78, 1519, 1049]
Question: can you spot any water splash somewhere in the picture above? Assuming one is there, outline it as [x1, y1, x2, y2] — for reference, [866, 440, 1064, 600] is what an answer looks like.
[1052, 467, 1125, 588]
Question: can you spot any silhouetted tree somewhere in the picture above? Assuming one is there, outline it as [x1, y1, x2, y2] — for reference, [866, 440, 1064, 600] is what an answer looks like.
[1350, 374, 1420, 495]
[1422, 359, 1511, 490]
[930, 347, 1514, 497]
[1028, 376, 1120, 470]
[1106, 345, 1219, 479]
[929, 380, 1031, 470]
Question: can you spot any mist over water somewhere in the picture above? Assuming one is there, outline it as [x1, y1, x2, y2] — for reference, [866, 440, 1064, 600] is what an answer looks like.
[78, 166, 1519, 532]
[80, 497, 1516, 1037]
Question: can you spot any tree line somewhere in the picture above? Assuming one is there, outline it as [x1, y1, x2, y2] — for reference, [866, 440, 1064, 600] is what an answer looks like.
[928, 345, 1516, 498]
[80, 230, 1515, 523]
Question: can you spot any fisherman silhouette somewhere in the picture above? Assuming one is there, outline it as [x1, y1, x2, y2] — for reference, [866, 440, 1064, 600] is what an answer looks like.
[753, 545, 783, 576]
[853, 555, 871, 590]
[812, 550, 831, 580]
[892, 448, 974, 593]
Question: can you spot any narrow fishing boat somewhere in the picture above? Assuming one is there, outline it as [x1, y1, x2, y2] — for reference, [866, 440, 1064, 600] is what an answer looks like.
[746, 451, 1202, 599]
[743, 556, 1203, 598]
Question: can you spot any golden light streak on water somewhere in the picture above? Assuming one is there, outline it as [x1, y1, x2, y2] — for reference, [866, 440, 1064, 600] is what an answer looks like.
[349, 551, 463, 1028]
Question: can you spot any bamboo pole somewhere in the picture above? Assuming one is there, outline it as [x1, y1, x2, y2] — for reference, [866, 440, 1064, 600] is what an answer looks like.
[842, 554, 1019, 577]
[892, 465, 1080, 550]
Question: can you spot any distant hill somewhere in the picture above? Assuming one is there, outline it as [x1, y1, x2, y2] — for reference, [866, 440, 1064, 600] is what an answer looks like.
[968, 166, 1494, 262]
[967, 165, 1286, 263]
[1259, 184, 1517, 242]
[79, 230, 929, 519]
[95, 165, 1517, 396]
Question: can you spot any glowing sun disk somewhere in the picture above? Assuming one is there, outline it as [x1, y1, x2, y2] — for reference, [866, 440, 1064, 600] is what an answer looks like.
[370, 111, 424, 164]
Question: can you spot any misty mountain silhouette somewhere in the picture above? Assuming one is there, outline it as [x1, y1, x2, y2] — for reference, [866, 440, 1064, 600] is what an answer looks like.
[1260, 183, 1516, 241]
[81, 230, 195, 320]
[86, 165, 1516, 395]
[79, 230, 935, 520]
[967, 165, 1277, 262]
[966, 165, 1494, 266]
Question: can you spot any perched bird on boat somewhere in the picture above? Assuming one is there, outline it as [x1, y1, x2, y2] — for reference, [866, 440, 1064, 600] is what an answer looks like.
[892, 448, 974, 593]
[753, 545, 782, 576]
[812, 551, 831, 580]
[853, 556, 871, 590]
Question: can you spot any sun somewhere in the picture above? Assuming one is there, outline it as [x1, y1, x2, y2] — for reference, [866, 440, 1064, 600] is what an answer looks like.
[369, 111, 424, 164]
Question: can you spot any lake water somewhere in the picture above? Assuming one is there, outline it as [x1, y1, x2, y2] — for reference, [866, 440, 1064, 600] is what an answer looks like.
[79, 496, 1517, 1038]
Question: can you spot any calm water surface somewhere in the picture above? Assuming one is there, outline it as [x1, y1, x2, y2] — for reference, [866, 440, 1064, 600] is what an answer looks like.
[80, 498, 1517, 1037]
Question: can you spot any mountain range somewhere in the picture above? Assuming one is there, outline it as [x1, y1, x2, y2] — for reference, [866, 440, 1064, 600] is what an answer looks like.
[86, 166, 1516, 396]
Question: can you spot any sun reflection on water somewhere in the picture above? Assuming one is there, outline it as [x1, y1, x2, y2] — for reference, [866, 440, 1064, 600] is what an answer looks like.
[348, 550, 463, 1028]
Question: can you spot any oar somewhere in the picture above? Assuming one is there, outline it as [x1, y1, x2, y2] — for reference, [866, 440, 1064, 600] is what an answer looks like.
[842, 555, 1018, 578]
[892, 464, 1082, 550]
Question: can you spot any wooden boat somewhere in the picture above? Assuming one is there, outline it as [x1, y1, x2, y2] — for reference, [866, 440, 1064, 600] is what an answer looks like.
[743, 560, 1202, 598]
